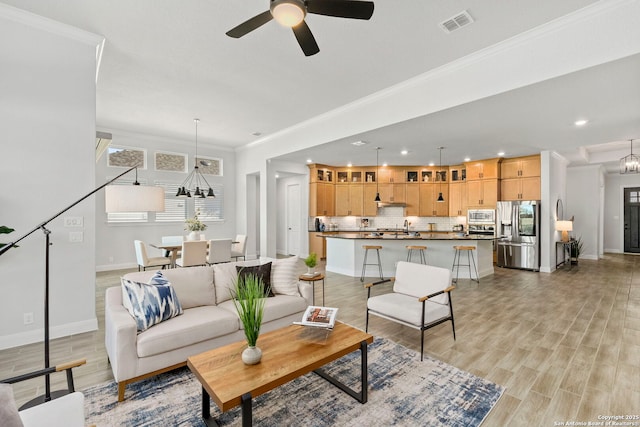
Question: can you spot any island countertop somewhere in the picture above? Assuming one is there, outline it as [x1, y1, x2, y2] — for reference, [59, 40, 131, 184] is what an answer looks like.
[323, 233, 496, 241]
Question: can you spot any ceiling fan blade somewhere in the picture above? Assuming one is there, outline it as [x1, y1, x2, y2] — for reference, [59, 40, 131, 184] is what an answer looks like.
[226, 10, 273, 38]
[306, 0, 374, 20]
[292, 21, 320, 56]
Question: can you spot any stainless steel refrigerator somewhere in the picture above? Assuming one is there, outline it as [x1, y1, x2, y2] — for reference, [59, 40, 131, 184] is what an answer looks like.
[497, 200, 540, 271]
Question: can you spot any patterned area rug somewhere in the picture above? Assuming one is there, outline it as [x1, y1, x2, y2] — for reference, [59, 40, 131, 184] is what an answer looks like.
[85, 338, 504, 426]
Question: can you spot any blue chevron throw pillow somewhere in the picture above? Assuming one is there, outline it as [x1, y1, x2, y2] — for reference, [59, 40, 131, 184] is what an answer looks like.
[122, 271, 183, 332]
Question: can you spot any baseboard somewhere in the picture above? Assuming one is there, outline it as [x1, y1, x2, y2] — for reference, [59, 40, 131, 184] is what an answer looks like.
[0, 318, 98, 350]
[604, 248, 622, 254]
[96, 262, 137, 272]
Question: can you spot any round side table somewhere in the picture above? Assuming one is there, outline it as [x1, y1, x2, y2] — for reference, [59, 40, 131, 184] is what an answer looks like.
[298, 273, 325, 306]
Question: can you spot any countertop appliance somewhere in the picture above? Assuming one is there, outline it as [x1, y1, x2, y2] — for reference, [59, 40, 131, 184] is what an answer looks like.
[496, 200, 540, 271]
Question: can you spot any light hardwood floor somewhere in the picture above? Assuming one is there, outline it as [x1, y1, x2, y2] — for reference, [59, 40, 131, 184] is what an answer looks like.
[1, 254, 639, 426]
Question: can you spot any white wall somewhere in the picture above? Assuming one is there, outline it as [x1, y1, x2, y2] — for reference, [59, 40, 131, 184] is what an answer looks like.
[566, 165, 604, 260]
[603, 172, 640, 253]
[0, 6, 103, 348]
[95, 129, 236, 270]
[541, 151, 569, 272]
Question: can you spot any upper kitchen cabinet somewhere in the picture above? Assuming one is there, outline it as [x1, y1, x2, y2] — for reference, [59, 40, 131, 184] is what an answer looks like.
[465, 158, 501, 181]
[449, 181, 468, 217]
[309, 164, 334, 183]
[335, 167, 363, 184]
[405, 184, 420, 216]
[335, 184, 364, 216]
[500, 155, 540, 179]
[467, 179, 499, 208]
[449, 165, 466, 182]
[309, 182, 335, 216]
[419, 183, 449, 217]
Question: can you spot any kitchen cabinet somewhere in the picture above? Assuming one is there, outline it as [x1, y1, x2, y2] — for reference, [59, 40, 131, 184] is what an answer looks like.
[335, 168, 363, 184]
[465, 158, 501, 180]
[419, 183, 449, 216]
[309, 164, 334, 183]
[363, 185, 379, 216]
[308, 232, 326, 259]
[449, 165, 466, 182]
[467, 179, 498, 207]
[309, 182, 335, 216]
[335, 184, 363, 216]
[405, 184, 420, 216]
[501, 155, 540, 179]
[449, 181, 468, 217]
[501, 177, 541, 201]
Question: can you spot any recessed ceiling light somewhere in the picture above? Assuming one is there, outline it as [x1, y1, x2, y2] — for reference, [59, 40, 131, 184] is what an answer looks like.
[464, 157, 471, 162]
[575, 119, 588, 126]
[382, 162, 388, 167]
[497, 151, 505, 156]
[401, 150, 408, 155]
[275, 174, 279, 178]
[347, 162, 353, 167]
[306, 159, 312, 163]
[428, 162, 435, 167]
[252, 131, 262, 136]
[351, 141, 367, 146]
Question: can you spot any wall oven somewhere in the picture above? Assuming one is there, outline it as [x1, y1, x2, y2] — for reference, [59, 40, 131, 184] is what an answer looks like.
[467, 209, 496, 225]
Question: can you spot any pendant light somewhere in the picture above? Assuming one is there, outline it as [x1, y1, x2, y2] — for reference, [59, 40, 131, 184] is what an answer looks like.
[437, 147, 445, 202]
[176, 119, 216, 198]
[620, 139, 640, 174]
[374, 147, 381, 202]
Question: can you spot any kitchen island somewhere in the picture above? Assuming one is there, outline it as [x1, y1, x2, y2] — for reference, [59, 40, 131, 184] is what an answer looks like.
[324, 233, 496, 280]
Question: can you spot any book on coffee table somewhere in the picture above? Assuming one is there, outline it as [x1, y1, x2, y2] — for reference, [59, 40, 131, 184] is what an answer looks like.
[294, 306, 338, 329]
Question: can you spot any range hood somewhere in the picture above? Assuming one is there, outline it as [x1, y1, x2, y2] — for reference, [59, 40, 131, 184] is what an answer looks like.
[377, 201, 407, 207]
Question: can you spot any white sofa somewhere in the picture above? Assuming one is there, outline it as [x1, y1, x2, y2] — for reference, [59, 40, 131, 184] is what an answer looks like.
[105, 257, 312, 401]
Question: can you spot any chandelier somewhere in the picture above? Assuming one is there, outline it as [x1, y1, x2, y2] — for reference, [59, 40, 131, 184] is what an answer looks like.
[176, 119, 215, 198]
[620, 139, 639, 174]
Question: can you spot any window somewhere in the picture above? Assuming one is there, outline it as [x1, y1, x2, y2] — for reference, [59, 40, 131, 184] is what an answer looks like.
[195, 156, 223, 176]
[630, 191, 640, 203]
[107, 146, 146, 169]
[155, 182, 188, 222]
[106, 178, 149, 223]
[155, 151, 187, 172]
[195, 184, 224, 221]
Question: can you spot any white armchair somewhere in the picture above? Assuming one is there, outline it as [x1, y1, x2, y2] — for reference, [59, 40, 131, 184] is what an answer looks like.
[365, 261, 456, 361]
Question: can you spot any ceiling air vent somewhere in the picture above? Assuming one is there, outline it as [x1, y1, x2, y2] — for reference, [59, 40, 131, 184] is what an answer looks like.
[439, 10, 474, 33]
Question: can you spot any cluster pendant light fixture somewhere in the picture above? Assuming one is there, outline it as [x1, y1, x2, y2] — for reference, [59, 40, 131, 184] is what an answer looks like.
[374, 147, 381, 202]
[437, 147, 445, 202]
[176, 119, 215, 198]
[620, 139, 640, 174]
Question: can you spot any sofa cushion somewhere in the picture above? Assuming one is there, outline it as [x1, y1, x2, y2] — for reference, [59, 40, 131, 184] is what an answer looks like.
[123, 266, 215, 309]
[271, 256, 301, 296]
[121, 276, 183, 332]
[236, 262, 274, 297]
[218, 294, 308, 327]
[136, 306, 240, 358]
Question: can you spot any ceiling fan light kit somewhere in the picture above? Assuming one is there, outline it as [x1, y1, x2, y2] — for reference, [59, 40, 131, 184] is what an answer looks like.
[271, 0, 306, 27]
[226, 0, 375, 56]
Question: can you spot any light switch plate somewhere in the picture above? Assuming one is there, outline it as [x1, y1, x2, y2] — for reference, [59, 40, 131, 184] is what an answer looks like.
[69, 231, 84, 243]
[64, 216, 84, 227]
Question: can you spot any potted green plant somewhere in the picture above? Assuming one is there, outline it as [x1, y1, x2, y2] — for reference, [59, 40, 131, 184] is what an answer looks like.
[0, 226, 16, 250]
[184, 212, 207, 240]
[232, 273, 268, 365]
[304, 252, 317, 276]
[570, 236, 584, 264]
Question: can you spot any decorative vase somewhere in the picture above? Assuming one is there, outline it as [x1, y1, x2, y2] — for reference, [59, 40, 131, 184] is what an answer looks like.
[187, 231, 198, 241]
[307, 267, 315, 276]
[242, 345, 262, 365]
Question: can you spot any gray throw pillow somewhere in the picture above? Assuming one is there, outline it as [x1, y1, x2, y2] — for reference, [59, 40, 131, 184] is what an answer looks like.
[0, 384, 24, 427]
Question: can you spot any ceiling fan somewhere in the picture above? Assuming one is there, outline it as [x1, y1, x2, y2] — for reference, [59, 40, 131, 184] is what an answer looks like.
[226, 0, 375, 56]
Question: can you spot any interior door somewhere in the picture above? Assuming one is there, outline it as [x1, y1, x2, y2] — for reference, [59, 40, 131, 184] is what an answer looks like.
[624, 187, 640, 253]
[286, 183, 301, 256]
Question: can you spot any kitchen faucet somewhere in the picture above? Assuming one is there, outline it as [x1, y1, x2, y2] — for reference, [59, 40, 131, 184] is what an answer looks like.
[403, 219, 409, 234]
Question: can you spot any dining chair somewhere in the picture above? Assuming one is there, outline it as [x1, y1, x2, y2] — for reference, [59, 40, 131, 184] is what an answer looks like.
[175, 240, 208, 267]
[231, 234, 247, 261]
[134, 240, 171, 271]
[206, 239, 232, 265]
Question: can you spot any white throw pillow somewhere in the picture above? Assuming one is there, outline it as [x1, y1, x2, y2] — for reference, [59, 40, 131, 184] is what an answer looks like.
[271, 256, 300, 296]
[213, 262, 239, 304]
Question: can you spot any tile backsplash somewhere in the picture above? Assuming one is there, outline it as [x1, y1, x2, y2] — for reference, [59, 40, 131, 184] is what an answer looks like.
[309, 207, 467, 232]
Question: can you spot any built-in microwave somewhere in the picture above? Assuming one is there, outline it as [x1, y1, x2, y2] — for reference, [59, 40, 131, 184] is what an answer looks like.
[468, 209, 495, 224]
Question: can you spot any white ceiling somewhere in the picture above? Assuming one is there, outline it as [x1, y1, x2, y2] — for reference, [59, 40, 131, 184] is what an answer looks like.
[4, 0, 640, 171]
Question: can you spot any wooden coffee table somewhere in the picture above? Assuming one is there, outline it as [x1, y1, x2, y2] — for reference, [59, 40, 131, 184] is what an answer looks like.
[187, 322, 374, 426]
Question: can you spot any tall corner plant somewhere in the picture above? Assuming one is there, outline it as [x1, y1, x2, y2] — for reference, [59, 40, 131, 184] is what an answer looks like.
[232, 273, 268, 347]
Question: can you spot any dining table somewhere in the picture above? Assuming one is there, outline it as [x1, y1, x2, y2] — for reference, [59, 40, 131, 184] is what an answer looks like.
[150, 239, 239, 268]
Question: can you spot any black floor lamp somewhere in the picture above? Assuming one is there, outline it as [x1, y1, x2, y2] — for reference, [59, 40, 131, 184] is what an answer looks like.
[0, 166, 164, 408]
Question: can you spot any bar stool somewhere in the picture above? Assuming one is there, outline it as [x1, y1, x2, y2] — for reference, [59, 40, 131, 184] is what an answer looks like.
[361, 245, 384, 282]
[451, 245, 479, 283]
[406, 245, 427, 264]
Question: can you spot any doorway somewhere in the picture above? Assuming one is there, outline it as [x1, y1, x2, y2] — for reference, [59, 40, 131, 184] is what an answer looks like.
[286, 183, 301, 256]
[623, 187, 640, 253]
